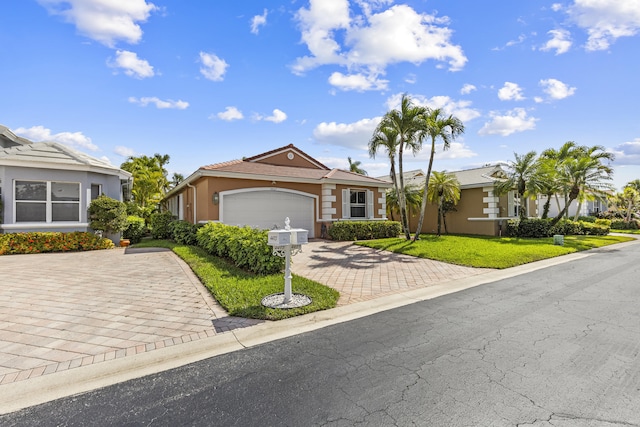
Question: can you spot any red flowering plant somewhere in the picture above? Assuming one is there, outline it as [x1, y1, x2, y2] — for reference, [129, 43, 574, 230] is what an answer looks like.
[0, 232, 114, 255]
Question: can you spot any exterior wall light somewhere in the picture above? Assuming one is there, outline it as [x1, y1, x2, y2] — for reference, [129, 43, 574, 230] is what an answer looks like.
[213, 192, 219, 205]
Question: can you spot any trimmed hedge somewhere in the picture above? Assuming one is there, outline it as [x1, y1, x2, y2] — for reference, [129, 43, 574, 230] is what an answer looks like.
[327, 220, 402, 241]
[506, 218, 610, 238]
[196, 222, 284, 275]
[123, 215, 146, 244]
[170, 220, 201, 245]
[0, 232, 114, 255]
[611, 219, 639, 230]
[150, 211, 174, 240]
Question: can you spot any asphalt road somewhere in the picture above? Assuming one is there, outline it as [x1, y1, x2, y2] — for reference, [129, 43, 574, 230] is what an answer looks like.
[3, 241, 640, 426]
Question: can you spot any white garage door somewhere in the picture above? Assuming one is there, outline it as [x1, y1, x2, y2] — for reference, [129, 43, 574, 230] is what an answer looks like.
[222, 190, 315, 237]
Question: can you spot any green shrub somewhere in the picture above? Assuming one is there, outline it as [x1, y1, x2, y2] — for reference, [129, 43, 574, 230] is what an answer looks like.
[196, 223, 284, 275]
[577, 216, 597, 223]
[170, 220, 201, 245]
[149, 211, 174, 239]
[327, 220, 402, 241]
[0, 232, 114, 255]
[123, 215, 146, 243]
[88, 195, 127, 235]
[506, 218, 609, 237]
[611, 219, 639, 230]
[595, 218, 611, 228]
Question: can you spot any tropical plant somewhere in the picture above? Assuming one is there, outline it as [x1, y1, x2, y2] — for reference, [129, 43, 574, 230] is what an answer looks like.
[120, 154, 172, 219]
[426, 171, 461, 236]
[347, 157, 367, 175]
[370, 94, 426, 239]
[414, 109, 465, 240]
[539, 142, 580, 218]
[385, 184, 422, 221]
[494, 151, 539, 220]
[550, 145, 614, 226]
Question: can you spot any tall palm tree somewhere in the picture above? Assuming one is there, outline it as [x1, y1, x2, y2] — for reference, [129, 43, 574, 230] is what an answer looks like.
[347, 157, 367, 175]
[371, 94, 426, 239]
[370, 126, 401, 221]
[426, 171, 461, 236]
[413, 108, 465, 240]
[621, 186, 639, 222]
[495, 151, 539, 220]
[550, 145, 614, 226]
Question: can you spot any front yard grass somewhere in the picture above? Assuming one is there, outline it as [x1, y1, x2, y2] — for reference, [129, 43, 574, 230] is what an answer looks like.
[133, 240, 339, 320]
[356, 234, 635, 269]
[611, 229, 640, 234]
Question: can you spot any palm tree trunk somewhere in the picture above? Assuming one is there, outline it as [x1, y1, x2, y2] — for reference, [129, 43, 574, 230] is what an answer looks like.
[573, 200, 582, 221]
[436, 196, 443, 236]
[443, 211, 449, 234]
[397, 142, 411, 239]
[413, 136, 437, 241]
[542, 193, 552, 219]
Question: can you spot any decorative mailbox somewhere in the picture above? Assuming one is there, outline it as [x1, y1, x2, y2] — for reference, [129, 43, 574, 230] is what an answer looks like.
[263, 218, 311, 309]
[268, 229, 292, 246]
[289, 228, 308, 245]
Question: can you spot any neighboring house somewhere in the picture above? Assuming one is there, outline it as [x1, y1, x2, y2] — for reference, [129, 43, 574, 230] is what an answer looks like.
[0, 125, 132, 234]
[163, 144, 392, 238]
[382, 165, 531, 236]
[537, 195, 607, 219]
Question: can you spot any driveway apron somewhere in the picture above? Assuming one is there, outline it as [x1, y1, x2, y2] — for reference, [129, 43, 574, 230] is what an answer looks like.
[0, 248, 260, 386]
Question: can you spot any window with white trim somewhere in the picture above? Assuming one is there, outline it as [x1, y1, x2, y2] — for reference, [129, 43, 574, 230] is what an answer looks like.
[15, 180, 80, 222]
[507, 190, 526, 217]
[342, 189, 374, 219]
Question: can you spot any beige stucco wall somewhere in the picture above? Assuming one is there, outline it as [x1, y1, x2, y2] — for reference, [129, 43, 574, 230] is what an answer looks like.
[169, 176, 388, 238]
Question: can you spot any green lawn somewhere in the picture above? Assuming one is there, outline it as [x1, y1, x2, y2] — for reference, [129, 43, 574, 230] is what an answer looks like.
[133, 240, 339, 320]
[356, 234, 635, 269]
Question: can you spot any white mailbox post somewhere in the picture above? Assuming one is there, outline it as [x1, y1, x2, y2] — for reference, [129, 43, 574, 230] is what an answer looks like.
[265, 217, 311, 308]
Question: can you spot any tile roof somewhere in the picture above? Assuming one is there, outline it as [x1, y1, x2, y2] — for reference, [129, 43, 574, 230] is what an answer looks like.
[243, 143, 329, 170]
[377, 165, 505, 188]
[0, 141, 131, 177]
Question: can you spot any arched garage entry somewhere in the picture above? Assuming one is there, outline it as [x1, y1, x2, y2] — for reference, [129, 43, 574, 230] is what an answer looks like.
[220, 188, 316, 237]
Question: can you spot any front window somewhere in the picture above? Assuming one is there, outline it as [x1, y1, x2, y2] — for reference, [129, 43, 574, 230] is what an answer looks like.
[15, 180, 80, 222]
[350, 190, 366, 218]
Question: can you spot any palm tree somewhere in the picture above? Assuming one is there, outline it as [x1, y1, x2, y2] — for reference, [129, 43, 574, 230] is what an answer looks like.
[426, 171, 461, 236]
[495, 151, 539, 220]
[370, 126, 401, 223]
[550, 145, 614, 226]
[385, 184, 422, 222]
[539, 142, 579, 218]
[371, 94, 426, 239]
[413, 109, 465, 240]
[347, 157, 367, 175]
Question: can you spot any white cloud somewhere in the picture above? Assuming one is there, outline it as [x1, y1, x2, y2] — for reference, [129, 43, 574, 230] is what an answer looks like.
[478, 108, 538, 136]
[433, 142, 477, 160]
[492, 34, 527, 51]
[199, 52, 228, 81]
[539, 78, 576, 100]
[540, 29, 572, 54]
[609, 138, 640, 165]
[313, 117, 382, 150]
[328, 72, 388, 91]
[460, 84, 477, 95]
[109, 50, 154, 78]
[37, 0, 157, 47]
[216, 106, 244, 121]
[498, 82, 525, 101]
[128, 97, 189, 109]
[385, 93, 481, 123]
[14, 125, 98, 151]
[114, 145, 136, 157]
[251, 9, 268, 34]
[568, 0, 640, 51]
[293, 1, 466, 90]
[551, 3, 563, 12]
[263, 109, 287, 123]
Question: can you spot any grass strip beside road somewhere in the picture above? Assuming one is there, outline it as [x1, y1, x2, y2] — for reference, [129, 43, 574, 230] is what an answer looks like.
[133, 240, 339, 320]
[356, 234, 635, 269]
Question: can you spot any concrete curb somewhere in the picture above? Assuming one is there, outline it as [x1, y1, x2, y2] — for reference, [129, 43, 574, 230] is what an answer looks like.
[1, 237, 637, 414]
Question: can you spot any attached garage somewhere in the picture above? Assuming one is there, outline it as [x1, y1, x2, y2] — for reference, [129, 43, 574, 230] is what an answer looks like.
[221, 188, 316, 237]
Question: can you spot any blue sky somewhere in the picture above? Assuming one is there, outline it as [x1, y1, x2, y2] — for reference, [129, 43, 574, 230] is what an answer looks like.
[3, 0, 640, 190]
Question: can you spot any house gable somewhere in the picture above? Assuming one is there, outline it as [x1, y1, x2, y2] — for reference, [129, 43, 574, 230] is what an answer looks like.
[244, 144, 329, 170]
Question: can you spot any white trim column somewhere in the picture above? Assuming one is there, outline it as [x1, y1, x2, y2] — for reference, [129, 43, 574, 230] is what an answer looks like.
[378, 187, 387, 219]
[483, 186, 500, 218]
[321, 184, 336, 220]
